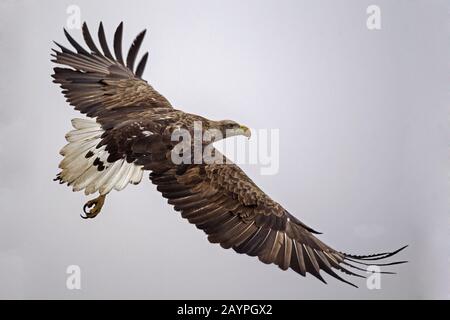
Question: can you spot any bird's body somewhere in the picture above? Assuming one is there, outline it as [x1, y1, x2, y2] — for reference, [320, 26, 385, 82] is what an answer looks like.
[52, 22, 406, 287]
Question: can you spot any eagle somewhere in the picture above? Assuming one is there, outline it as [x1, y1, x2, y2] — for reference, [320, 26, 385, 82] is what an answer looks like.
[51, 22, 406, 287]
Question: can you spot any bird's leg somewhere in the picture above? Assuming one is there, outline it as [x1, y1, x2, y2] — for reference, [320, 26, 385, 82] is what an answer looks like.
[82, 194, 106, 219]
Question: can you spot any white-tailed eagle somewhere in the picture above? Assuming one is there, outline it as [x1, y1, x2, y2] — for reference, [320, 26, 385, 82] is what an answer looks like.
[51, 22, 406, 287]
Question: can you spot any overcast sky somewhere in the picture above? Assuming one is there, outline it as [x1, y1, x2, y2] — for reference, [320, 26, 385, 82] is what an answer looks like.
[0, 0, 449, 299]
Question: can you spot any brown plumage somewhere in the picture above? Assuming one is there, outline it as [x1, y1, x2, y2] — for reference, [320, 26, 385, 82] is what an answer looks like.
[51, 22, 407, 287]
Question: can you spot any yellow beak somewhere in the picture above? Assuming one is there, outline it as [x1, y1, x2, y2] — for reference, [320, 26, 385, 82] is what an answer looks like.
[239, 125, 251, 139]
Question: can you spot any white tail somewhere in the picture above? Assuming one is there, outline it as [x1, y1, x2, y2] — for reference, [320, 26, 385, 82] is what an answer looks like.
[55, 118, 144, 195]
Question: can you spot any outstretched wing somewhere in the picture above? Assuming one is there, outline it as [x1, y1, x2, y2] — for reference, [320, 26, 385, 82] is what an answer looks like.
[51, 22, 173, 123]
[52, 23, 179, 195]
[150, 154, 407, 287]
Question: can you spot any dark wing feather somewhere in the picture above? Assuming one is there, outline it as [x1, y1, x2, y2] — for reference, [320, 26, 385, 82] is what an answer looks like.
[82, 22, 101, 55]
[52, 22, 172, 123]
[98, 22, 114, 60]
[63, 28, 89, 55]
[150, 153, 407, 287]
[135, 52, 149, 78]
[113, 22, 125, 65]
[127, 30, 146, 72]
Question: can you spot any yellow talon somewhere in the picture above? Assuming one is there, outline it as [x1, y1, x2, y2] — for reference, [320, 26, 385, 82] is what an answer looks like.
[82, 194, 106, 219]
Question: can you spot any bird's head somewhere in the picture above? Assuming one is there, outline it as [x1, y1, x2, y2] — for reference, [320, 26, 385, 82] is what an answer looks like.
[174, 115, 251, 144]
[212, 120, 251, 140]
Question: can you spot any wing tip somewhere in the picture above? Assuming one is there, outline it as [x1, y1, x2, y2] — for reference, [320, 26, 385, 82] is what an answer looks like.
[342, 244, 409, 261]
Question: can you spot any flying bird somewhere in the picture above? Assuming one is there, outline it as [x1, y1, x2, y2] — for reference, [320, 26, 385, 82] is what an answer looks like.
[51, 22, 407, 287]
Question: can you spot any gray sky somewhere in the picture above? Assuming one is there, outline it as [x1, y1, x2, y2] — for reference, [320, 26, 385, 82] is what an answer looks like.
[0, 0, 449, 299]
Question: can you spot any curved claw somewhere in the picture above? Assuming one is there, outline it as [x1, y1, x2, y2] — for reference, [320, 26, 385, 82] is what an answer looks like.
[81, 194, 106, 219]
[83, 202, 94, 215]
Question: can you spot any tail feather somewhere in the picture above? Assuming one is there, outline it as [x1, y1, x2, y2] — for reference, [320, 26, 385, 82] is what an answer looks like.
[55, 118, 144, 195]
